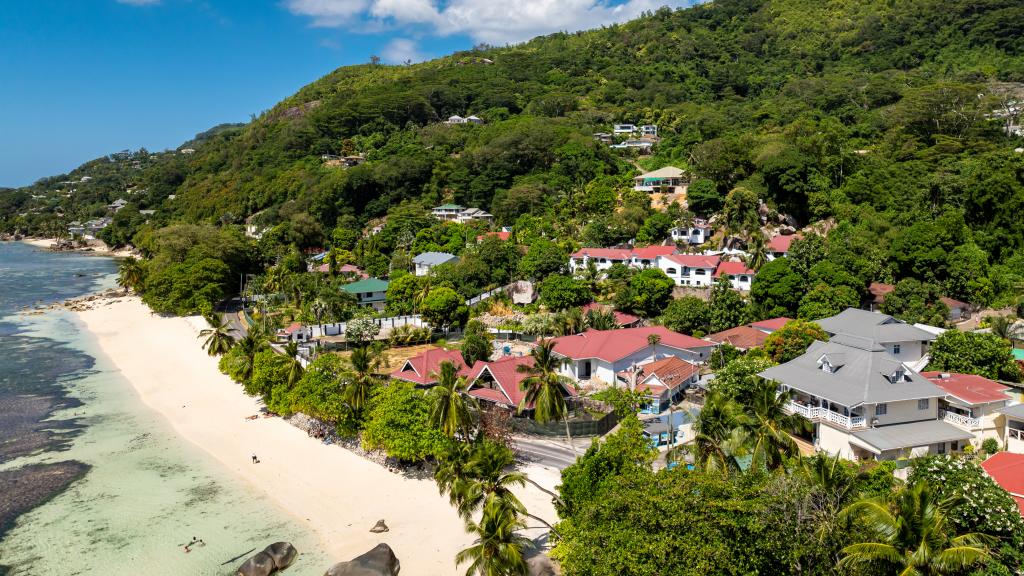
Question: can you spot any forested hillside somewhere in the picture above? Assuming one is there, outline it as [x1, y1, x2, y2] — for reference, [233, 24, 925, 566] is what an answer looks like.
[3, 0, 1024, 314]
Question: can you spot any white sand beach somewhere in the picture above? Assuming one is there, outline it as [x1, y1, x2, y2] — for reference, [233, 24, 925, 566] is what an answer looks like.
[74, 297, 559, 575]
[22, 237, 135, 257]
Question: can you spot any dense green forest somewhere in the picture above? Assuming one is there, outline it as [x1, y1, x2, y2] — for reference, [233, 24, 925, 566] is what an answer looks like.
[3, 0, 1024, 315]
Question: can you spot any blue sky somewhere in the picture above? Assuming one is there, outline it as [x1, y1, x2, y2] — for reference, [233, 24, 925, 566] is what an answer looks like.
[1, 0, 685, 188]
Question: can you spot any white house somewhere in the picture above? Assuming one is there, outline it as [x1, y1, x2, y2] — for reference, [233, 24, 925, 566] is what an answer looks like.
[615, 356, 699, 414]
[613, 124, 636, 135]
[610, 140, 654, 151]
[633, 166, 686, 193]
[465, 115, 484, 125]
[413, 252, 458, 276]
[767, 234, 796, 260]
[551, 326, 716, 385]
[445, 115, 466, 124]
[760, 338, 972, 461]
[815, 308, 938, 369]
[640, 124, 658, 137]
[655, 254, 720, 287]
[714, 260, 756, 291]
[923, 371, 1013, 449]
[670, 219, 714, 245]
[455, 207, 494, 223]
[432, 204, 464, 221]
[569, 246, 676, 273]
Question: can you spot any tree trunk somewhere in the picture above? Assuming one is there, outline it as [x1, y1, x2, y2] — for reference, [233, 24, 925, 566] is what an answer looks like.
[522, 512, 560, 537]
[563, 413, 576, 454]
[523, 476, 564, 508]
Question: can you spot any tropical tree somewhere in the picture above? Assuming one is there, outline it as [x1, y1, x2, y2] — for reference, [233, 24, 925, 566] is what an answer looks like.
[199, 313, 235, 356]
[744, 380, 809, 470]
[117, 256, 145, 293]
[456, 497, 532, 576]
[428, 360, 478, 439]
[584, 307, 616, 331]
[743, 232, 769, 272]
[684, 390, 750, 475]
[838, 483, 994, 575]
[341, 345, 382, 415]
[517, 340, 576, 452]
[282, 341, 305, 385]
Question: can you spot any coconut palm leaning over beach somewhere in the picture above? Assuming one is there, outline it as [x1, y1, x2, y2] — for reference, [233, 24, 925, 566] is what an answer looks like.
[199, 313, 235, 356]
[428, 360, 478, 439]
[517, 339, 576, 453]
[838, 482, 994, 575]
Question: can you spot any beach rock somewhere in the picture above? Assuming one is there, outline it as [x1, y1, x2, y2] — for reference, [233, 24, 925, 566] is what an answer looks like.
[369, 519, 389, 533]
[528, 555, 557, 576]
[264, 542, 299, 570]
[237, 551, 276, 576]
[324, 543, 400, 576]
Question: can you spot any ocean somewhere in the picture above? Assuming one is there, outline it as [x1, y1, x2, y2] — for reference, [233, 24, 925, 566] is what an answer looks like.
[0, 242, 328, 575]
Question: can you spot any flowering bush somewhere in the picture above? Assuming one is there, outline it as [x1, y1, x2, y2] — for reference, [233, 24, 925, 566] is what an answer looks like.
[907, 455, 1024, 537]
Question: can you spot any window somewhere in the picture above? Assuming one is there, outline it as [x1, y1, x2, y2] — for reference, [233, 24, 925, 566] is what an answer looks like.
[937, 442, 946, 454]
[740, 275, 749, 282]
[893, 344, 901, 355]
[695, 269, 706, 275]
[665, 267, 677, 275]
[875, 403, 888, 416]
[918, 398, 930, 410]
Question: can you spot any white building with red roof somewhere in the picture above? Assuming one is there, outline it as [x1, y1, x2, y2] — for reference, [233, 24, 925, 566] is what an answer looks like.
[980, 452, 1024, 516]
[464, 355, 577, 413]
[655, 253, 720, 287]
[714, 260, 757, 291]
[616, 356, 701, 414]
[569, 245, 677, 273]
[767, 234, 797, 260]
[551, 326, 716, 384]
[923, 371, 1013, 447]
[390, 348, 468, 386]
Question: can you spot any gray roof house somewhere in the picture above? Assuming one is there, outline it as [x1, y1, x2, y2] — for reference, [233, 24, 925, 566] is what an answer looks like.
[760, 337, 972, 461]
[413, 252, 458, 276]
[815, 308, 937, 369]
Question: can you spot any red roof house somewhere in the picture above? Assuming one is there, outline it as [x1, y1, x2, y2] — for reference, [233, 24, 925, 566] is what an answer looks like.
[659, 253, 720, 269]
[705, 325, 771, 351]
[390, 348, 468, 385]
[768, 234, 797, 255]
[465, 355, 577, 410]
[713, 260, 756, 278]
[315, 263, 369, 278]
[477, 231, 511, 242]
[921, 372, 1012, 405]
[980, 452, 1024, 515]
[581, 302, 641, 328]
[552, 327, 711, 363]
[749, 317, 793, 333]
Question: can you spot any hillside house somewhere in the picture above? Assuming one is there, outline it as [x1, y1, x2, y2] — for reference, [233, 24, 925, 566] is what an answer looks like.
[455, 207, 493, 223]
[551, 326, 716, 385]
[760, 338, 972, 461]
[341, 278, 389, 311]
[610, 139, 654, 152]
[616, 356, 700, 414]
[107, 198, 128, 212]
[613, 124, 636, 135]
[816, 308, 937, 368]
[704, 325, 771, 352]
[640, 124, 658, 137]
[670, 219, 714, 245]
[569, 246, 676, 273]
[923, 371, 1012, 448]
[432, 204, 465, 221]
[767, 234, 796, 260]
[714, 260, 756, 291]
[633, 166, 686, 193]
[390, 348, 467, 386]
[749, 317, 793, 333]
[655, 253, 720, 287]
[413, 252, 458, 276]
[580, 302, 641, 328]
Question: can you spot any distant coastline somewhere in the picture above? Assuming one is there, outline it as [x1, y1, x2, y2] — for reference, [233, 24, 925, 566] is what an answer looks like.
[16, 237, 135, 258]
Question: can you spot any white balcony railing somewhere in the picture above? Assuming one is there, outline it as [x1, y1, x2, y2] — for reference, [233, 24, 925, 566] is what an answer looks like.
[939, 409, 981, 429]
[1010, 428, 1024, 441]
[785, 401, 866, 429]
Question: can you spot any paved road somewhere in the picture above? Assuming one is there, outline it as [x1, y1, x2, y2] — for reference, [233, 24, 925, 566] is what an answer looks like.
[514, 435, 593, 470]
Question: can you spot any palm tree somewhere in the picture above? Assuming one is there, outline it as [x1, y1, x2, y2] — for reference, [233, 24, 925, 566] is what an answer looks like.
[450, 441, 527, 520]
[456, 497, 532, 576]
[429, 361, 478, 439]
[199, 313, 235, 356]
[555, 308, 585, 336]
[414, 277, 432, 313]
[584, 308, 616, 331]
[743, 380, 810, 470]
[743, 231, 769, 272]
[687, 391, 751, 475]
[117, 256, 144, 293]
[435, 440, 477, 507]
[517, 340, 576, 453]
[232, 332, 264, 382]
[341, 346, 381, 415]
[283, 342, 305, 385]
[839, 483, 994, 575]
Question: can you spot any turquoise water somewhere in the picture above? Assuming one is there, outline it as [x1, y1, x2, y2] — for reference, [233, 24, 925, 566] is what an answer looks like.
[0, 243, 329, 575]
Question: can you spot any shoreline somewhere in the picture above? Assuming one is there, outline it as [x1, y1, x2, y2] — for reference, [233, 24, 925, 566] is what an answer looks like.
[17, 237, 135, 258]
[72, 296, 558, 575]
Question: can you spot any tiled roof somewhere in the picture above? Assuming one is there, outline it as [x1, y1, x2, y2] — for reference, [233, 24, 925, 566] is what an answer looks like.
[466, 355, 576, 409]
[389, 348, 467, 385]
[315, 263, 368, 278]
[768, 235, 797, 253]
[705, 325, 770, 350]
[281, 322, 303, 335]
[477, 231, 511, 242]
[342, 277, 390, 293]
[713, 260, 756, 278]
[581, 303, 640, 327]
[621, 357, 699, 394]
[552, 327, 711, 363]
[921, 372, 1011, 405]
[571, 246, 676, 261]
[868, 282, 896, 304]
[981, 452, 1024, 516]
[749, 317, 792, 332]
[660, 253, 720, 268]
[631, 245, 677, 260]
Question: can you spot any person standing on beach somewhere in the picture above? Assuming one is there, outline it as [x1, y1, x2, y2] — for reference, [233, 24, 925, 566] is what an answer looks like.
[252, 453, 259, 464]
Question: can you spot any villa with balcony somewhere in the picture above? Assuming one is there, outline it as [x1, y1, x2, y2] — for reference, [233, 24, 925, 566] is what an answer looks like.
[760, 336, 971, 461]
[815, 308, 937, 369]
[923, 371, 1013, 448]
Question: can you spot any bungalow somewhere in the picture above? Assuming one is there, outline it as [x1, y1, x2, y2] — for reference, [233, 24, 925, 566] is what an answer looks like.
[276, 322, 310, 343]
[390, 348, 467, 386]
[107, 198, 128, 212]
[923, 371, 1012, 448]
[616, 356, 700, 414]
[445, 115, 467, 124]
[714, 260, 756, 291]
[413, 252, 458, 276]
[939, 297, 972, 322]
[314, 263, 368, 279]
[998, 404, 1024, 454]
[455, 207, 494, 224]
[980, 452, 1024, 516]
[633, 166, 685, 193]
[465, 355, 576, 413]
[466, 115, 484, 125]
[766, 234, 796, 260]
[669, 219, 714, 245]
[341, 278, 389, 312]
[749, 317, 793, 333]
[477, 231, 511, 242]
[816, 308, 937, 368]
[432, 203, 465, 221]
[760, 338, 971, 461]
[655, 253, 720, 287]
[551, 326, 716, 384]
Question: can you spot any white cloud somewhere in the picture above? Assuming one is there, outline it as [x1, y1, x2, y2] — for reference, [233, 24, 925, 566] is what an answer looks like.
[285, 0, 689, 45]
[116, 0, 161, 5]
[381, 38, 423, 63]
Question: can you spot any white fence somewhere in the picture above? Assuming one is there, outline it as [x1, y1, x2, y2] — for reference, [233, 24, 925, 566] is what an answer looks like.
[305, 315, 427, 339]
[786, 401, 867, 429]
[939, 409, 981, 429]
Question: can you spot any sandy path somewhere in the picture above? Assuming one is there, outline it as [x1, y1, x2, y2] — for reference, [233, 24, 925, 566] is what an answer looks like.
[75, 297, 558, 575]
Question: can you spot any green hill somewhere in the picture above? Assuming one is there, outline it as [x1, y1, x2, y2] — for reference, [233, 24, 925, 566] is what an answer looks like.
[3, 0, 1024, 313]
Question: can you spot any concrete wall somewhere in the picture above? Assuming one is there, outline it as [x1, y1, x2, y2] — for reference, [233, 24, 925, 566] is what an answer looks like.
[656, 259, 715, 287]
[884, 341, 928, 364]
[867, 397, 938, 427]
[817, 423, 859, 460]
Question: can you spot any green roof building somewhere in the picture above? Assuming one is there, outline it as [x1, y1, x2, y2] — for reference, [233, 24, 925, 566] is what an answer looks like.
[342, 278, 389, 311]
